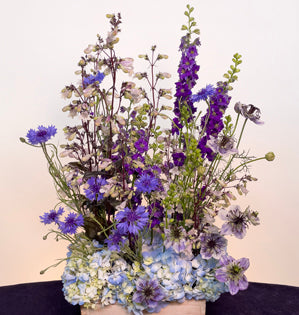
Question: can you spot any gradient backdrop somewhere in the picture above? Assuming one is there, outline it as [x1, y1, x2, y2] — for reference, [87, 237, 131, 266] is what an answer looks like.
[1, 0, 298, 287]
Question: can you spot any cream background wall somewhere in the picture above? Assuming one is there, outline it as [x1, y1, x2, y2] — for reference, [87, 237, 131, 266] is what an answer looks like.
[0, 0, 298, 286]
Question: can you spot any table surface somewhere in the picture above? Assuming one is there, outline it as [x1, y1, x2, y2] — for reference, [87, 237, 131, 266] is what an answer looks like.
[0, 281, 298, 315]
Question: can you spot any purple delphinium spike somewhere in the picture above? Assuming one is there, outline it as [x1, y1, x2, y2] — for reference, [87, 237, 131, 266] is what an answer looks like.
[172, 152, 186, 167]
[40, 207, 64, 225]
[26, 125, 57, 145]
[116, 206, 148, 235]
[215, 255, 250, 295]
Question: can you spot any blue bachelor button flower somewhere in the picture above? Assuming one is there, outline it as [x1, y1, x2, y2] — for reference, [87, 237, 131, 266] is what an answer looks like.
[26, 125, 57, 145]
[59, 212, 84, 234]
[191, 84, 215, 102]
[84, 176, 107, 202]
[83, 71, 105, 86]
[40, 207, 64, 225]
[135, 173, 159, 193]
[116, 206, 148, 235]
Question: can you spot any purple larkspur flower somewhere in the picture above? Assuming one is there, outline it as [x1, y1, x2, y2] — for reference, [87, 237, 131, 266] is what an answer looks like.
[26, 125, 57, 145]
[172, 152, 186, 167]
[148, 201, 164, 228]
[105, 229, 126, 251]
[219, 206, 249, 239]
[116, 206, 148, 235]
[135, 173, 159, 193]
[134, 138, 148, 154]
[40, 207, 64, 225]
[59, 212, 84, 234]
[191, 84, 216, 102]
[234, 102, 264, 125]
[200, 233, 227, 260]
[83, 71, 105, 86]
[215, 255, 250, 295]
[84, 177, 107, 202]
[133, 278, 165, 312]
[207, 135, 238, 156]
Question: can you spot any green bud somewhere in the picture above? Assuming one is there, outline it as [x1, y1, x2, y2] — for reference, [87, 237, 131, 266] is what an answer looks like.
[265, 152, 275, 161]
[19, 137, 26, 143]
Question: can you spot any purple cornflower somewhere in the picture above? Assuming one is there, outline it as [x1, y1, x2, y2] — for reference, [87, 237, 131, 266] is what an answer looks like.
[40, 207, 64, 225]
[172, 152, 186, 167]
[135, 173, 159, 193]
[116, 206, 148, 235]
[84, 177, 107, 202]
[134, 138, 148, 154]
[191, 84, 216, 102]
[133, 278, 165, 312]
[219, 205, 250, 239]
[26, 125, 57, 145]
[215, 255, 250, 295]
[234, 102, 264, 125]
[59, 212, 84, 235]
[83, 71, 105, 86]
[200, 233, 227, 260]
[105, 229, 126, 251]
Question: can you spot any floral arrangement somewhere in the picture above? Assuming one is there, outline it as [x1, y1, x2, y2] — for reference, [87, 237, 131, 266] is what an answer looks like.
[21, 5, 274, 314]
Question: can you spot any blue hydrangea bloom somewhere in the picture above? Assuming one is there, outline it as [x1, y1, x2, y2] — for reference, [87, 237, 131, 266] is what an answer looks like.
[135, 174, 159, 193]
[116, 206, 148, 235]
[83, 71, 105, 86]
[59, 212, 84, 234]
[26, 125, 57, 145]
[39, 207, 64, 224]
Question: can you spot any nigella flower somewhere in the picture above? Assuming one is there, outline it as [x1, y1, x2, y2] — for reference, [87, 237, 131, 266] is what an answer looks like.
[83, 71, 105, 86]
[84, 177, 107, 202]
[59, 212, 84, 234]
[40, 207, 64, 225]
[191, 84, 216, 102]
[26, 125, 57, 145]
[105, 229, 127, 251]
[116, 206, 148, 235]
[135, 173, 159, 193]
[215, 255, 250, 295]
[134, 138, 148, 154]
[234, 102, 264, 125]
[219, 205, 249, 239]
[172, 152, 186, 167]
[207, 135, 238, 156]
[200, 233, 227, 260]
[132, 278, 165, 312]
[164, 225, 192, 255]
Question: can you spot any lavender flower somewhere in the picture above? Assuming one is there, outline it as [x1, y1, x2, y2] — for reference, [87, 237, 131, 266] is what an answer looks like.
[59, 213, 84, 234]
[132, 278, 165, 312]
[215, 255, 249, 295]
[26, 125, 57, 145]
[83, 71, 105, 86]
[191, 84, 215, 102]
[116, 206, 148, 235]
[234, 102, 264, 125]
[135, 173, 159, 193]
[84, 177, 107, 202]
[200, 233, 227, 260]
[40, 207, 64, 225]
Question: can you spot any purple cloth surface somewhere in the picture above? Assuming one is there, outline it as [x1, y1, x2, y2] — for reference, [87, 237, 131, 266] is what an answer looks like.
[0, 281, 298, 315]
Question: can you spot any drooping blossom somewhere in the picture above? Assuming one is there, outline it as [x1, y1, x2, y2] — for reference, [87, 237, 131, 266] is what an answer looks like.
[26, 125, 57, 145]
[83, 71, 105, 86]
[234, 102, 264, 125]
[207, 135, 238, 156]
[59, 213, 84, 235]
[84, 177, 107, 202]
[215, 255, 249, 295]
[132, 278, 165, 312]
[40, 207, 64, 225]
[116, 206, 148, 235]
[135, 173, 159, 193]
[200, 233, 227, 260]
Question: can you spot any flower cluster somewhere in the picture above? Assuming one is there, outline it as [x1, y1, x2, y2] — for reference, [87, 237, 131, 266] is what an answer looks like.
[22, 4, 274, 314]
